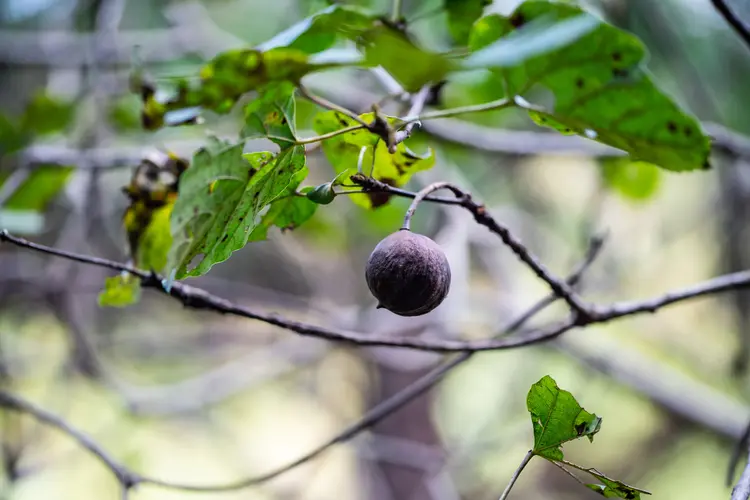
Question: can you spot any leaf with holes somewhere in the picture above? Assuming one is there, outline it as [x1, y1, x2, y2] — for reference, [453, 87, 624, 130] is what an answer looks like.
[601, 157, 661, 201]
[241, 82, 297, 147]
[248, 166, 316, 241]
[141, 47, 356, 130]
[313, 111, 435, 209]
[467, 0, 710, 171]
[527, 375, 602, 461]
[585, 469, 650, 498]
[168, 139, 306, 278]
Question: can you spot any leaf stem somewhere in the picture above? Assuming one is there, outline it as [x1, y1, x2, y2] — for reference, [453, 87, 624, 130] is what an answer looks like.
[403, 97, 514, 123]
[401, 182, 465, 230]
[293, 125, 366, 145]
[498, 450, 534, 500]
[298, 85, 369, 127]
[391, 0, 403, 23]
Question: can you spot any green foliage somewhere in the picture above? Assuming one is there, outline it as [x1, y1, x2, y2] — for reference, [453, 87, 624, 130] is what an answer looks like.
[98, 275, 141, 308]
[258, 4, 376, 54]
[19, 92, 75, 136]
[359, 24, 454, 92]
[0, 114, 26, 156]
[1, 92, 75, 155]
[313, 111, 435, 209]
[1, 166, 73, 211]
[107, 95, 143, 132]
[306, 183, 336, 205]
[521, 376, 649, 498]
[249, 167, 317, 241]
[601, 158, 661, 201]
[467, 0, 711, 171]
[465, 10, 600, 69]
[141, 47, 354, 130]
[527, 375, 602, 460]
[168, 139, 307, 278]
[445, 0, 491, 46]
[0, 93, 75, 228]
[135, 204, 173, 272]
[241, 82, 298, 147]
[586, 470, 649, 499]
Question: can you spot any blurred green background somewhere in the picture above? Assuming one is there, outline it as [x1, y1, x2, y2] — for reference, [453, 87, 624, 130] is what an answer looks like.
[1, 0, 750, 499]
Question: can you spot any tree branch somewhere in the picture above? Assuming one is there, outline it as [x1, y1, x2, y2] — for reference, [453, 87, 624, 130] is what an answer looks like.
[0, 235, 604, 493]
[711, 0, 750, 53]
[733, 447, 750, 500]
[0, 390, 138, 488]
[351, 174, 590, 317]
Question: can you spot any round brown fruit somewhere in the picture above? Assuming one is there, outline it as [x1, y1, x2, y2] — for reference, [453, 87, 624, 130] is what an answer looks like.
[365, 229, 451, 317]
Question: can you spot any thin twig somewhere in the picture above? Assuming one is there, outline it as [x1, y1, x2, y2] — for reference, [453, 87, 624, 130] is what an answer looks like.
[404, 97, 514, 123]
[351, 175, 591, 317]
[0, 235, 604, 493]
[402, 182, 464, 230]
[730, 421, 750, 486]
[298, 84, 369, 127]
[0, 390, 138, 488]
[391, 84, 432, 148]
[711, 0, 750, 53]
[391, 0, 404, 23]
[293, 124, 366, 145]
[498, 450, 534, 500]
[733, 447, 750, 500]
[6, 221, 750, 354]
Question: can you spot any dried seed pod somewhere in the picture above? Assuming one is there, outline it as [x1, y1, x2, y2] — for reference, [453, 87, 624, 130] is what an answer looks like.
[365, 229, 451, 316]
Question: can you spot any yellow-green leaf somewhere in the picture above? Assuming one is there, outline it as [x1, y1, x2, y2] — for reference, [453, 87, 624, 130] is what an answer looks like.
[98, 275, 142, 308]
[601, 157, 661, 202]
[312, 111, 435, 209]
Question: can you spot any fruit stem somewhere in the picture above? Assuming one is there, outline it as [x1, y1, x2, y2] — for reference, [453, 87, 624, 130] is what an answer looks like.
[402, 182, 465, 230]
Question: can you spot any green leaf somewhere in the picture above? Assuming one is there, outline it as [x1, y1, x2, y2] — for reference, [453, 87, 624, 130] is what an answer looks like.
[585, 469, 650, 498]
[241, 82, 297, 147]
[108, 95, 143, 132]
[168, 139, 306, 278]
[527, 375, 602, 461]
[359, 25, 454, 92]
[600, 158, 661, 201]
[467, 1, 711, 171]
[143, 47, 355, 130]
[98, 275, 142, 308]
[0, 114, 26, 156]
[135, 204, 173, 272]
[465, 13, 601, 69]
[313, 111, 435, 209]
[248, 166, 316, 241]
[1, 166, 73, 211]
[20, 92, 75, 136]
[445, 0, 491, 46]
[258, 4, 376, 54]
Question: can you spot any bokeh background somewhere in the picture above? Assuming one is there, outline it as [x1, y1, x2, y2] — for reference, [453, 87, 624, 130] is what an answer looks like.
[1, 0, 750, 498]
